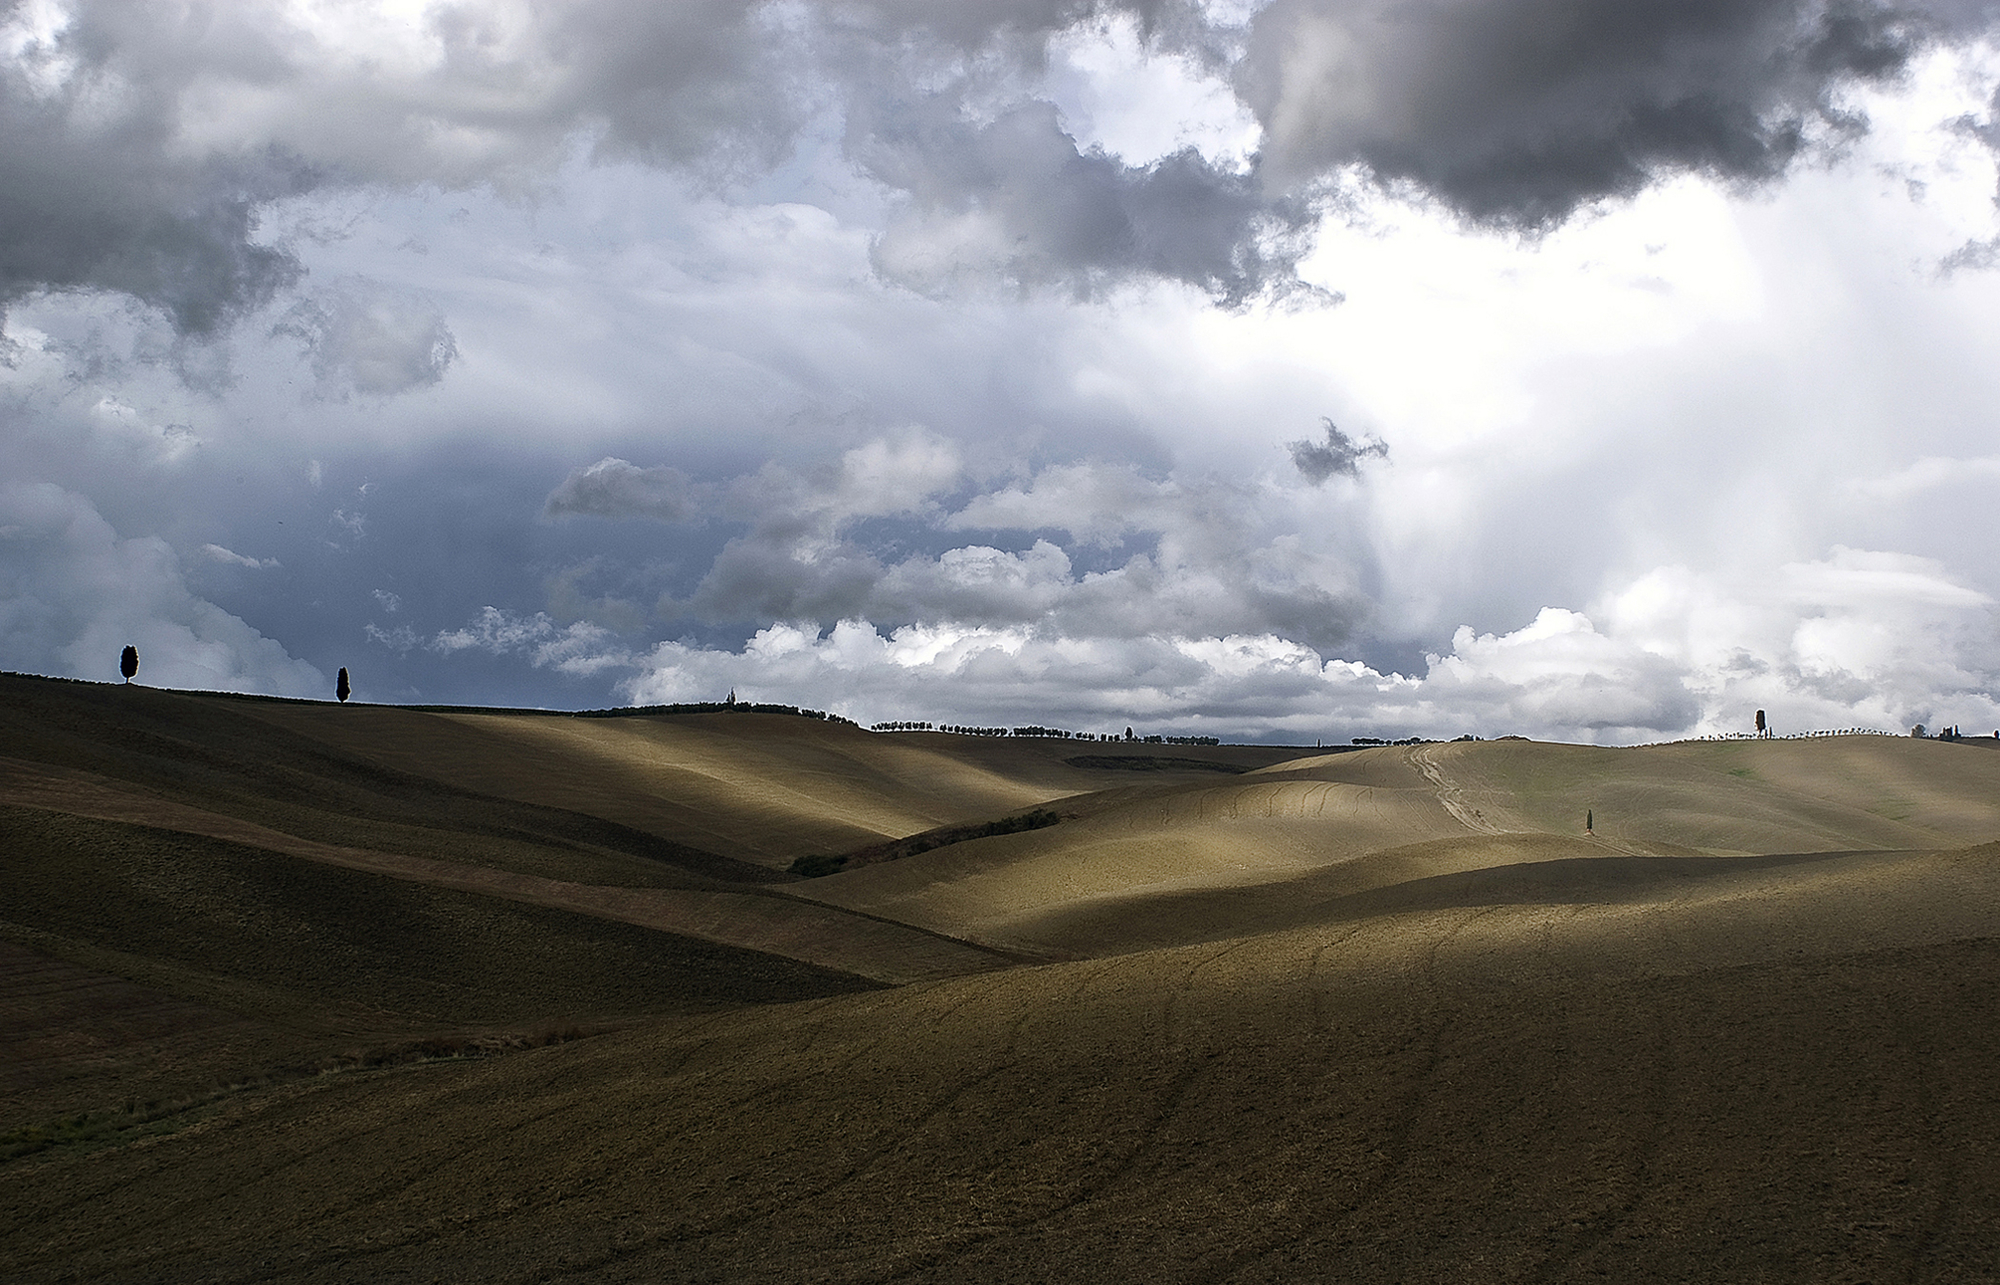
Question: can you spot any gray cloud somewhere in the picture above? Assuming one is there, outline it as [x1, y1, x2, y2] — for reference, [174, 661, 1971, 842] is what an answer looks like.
[0, 0, 787, 343]
[0, 5, 312, 335]
[544, 458, 701, 522]
[1237, 0, 1957, 227]
[1940, 234, 2000, 274]
[683, 537, 891, 625]
[0, 482, 322, 695]
[628, 443, 1370, 651]
[0, 121, 307, 340]
[7, 0, 1996, 348]
[273, 281, 456, 397]
[620, 556, 2000, 743]
[1288, 419, 1388, 484]
[533, 0, 808, 176]
[860, 97, 1321, 304]
[6, 1, 1997, 743]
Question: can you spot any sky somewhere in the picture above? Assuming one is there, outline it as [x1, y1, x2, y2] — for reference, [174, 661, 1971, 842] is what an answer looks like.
[5, 0, 2000, 745]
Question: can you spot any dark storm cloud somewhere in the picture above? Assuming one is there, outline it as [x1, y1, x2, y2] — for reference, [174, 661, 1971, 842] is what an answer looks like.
[1236, 0, 1976, 228]
[859, 97, 1320, 304]
[0, 0, 790, 340]
[531, 0, 804, 173]
[0, 41, 310, 336]
[827, 1, 1324, 301]
[0, 3, 305, 336]
[1288, 419, 1388, 484]
[6, 0, 1997, 345]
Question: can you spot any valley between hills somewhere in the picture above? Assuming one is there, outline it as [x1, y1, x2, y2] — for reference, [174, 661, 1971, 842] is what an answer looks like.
[5, 671, 2000, 1281]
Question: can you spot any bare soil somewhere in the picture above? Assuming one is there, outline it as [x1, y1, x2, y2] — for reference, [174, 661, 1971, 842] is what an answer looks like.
[6, 674, 2000, 1281]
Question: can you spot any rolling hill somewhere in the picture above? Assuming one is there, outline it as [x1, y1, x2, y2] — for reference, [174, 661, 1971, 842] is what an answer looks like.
[5, 672, 2000, 1281]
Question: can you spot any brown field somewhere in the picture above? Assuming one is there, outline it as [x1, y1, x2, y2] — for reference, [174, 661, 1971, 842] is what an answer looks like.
[5, 673, 2000, 1281]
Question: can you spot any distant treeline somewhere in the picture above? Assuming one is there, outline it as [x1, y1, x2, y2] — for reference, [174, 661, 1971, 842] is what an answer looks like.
[871, 720, 1220, 744]
[1015, 727, 1222, 745]
[583, 701, 859, 725]
[1678, 728, 1894, 743]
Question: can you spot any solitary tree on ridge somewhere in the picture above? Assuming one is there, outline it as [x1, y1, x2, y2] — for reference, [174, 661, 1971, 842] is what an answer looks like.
[119, 645, 138, 684]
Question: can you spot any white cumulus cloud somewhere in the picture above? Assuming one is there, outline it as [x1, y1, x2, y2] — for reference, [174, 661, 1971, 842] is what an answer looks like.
[0, 483, 323, 695]
[431, 606, 632, 677]
[200, 543, 280, 569]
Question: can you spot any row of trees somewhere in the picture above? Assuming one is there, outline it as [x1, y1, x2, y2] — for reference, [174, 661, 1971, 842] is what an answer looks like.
[600, 701, 857, 725]
[1914, 724, 1995, 741]
[865, 718, 1219, 745]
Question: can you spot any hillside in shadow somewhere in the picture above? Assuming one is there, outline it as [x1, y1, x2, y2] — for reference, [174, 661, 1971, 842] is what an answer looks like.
[5, 673, 2000, 1282]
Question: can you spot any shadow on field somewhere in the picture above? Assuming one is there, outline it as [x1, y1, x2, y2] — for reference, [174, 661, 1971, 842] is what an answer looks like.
[7, 674, 2000, 1281]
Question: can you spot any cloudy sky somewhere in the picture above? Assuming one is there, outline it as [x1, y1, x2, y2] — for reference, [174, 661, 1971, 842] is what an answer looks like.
[5, 0, 2000, 744]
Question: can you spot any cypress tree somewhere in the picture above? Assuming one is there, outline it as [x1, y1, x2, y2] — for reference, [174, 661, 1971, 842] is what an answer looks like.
[336, 667, 350, 703]
[119, 645, 138, 683]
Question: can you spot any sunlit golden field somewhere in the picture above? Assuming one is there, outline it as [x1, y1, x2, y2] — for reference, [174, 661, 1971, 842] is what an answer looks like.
[5, 673, 2000, 1282]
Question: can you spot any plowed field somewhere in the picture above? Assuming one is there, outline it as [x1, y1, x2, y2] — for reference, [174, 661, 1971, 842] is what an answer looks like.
[6, 674, 2000, 1281]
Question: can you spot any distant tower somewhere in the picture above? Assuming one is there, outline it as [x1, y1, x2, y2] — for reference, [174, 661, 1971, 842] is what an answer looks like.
[1754, 709, 1766, 738]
